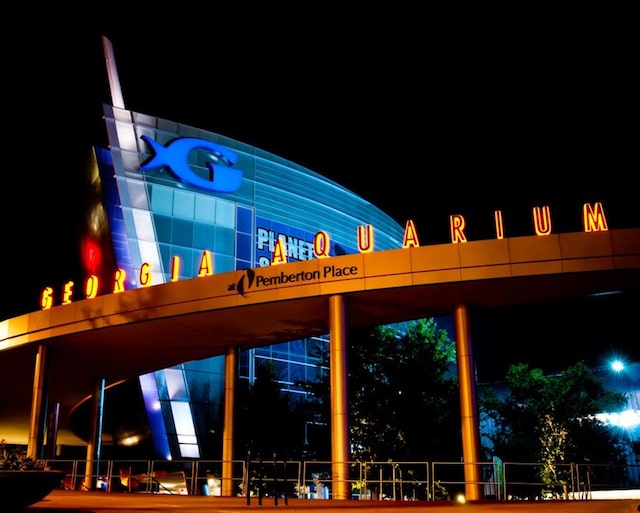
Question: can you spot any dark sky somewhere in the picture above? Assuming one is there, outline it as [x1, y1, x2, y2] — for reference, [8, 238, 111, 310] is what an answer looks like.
[2, 21, 637, 378]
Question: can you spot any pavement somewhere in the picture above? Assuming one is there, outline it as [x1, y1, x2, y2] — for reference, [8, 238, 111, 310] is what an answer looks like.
[25, 490, 640, 513]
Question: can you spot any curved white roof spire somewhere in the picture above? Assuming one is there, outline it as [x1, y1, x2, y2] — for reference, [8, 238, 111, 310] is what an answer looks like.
[102, 35, 125, 109]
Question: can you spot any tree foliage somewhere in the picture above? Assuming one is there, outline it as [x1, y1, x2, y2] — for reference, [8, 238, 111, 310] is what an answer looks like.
[479, 360, 627, 492]
[300, 318, 461, 463]
[348, 319, 460, 462]
[235, 359, 304, 461]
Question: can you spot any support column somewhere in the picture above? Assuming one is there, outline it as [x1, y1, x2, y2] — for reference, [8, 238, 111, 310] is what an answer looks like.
[453, 304, 482, 501]
[45, 402, 60, 460]
[329, 294, 350, 500]
[27, 344, 49, 460]
[222, 345, 237, 497]
[83, 378, 105, 491]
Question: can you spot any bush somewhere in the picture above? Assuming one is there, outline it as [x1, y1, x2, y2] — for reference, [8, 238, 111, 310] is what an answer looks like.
[0, 439, 45, 470]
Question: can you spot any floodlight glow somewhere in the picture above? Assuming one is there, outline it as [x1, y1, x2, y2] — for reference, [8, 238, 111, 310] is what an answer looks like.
[611, 360, 625, 372]
[618, 410, 640, 428]
[596, 409, 640, 428]
[120, 435, 141, 446]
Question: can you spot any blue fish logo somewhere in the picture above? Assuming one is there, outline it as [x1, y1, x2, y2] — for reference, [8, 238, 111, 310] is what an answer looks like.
[140, 136, 243, 193]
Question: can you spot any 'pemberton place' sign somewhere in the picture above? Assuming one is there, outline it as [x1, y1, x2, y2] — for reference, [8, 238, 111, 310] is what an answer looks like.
[39, 202, 610, 310]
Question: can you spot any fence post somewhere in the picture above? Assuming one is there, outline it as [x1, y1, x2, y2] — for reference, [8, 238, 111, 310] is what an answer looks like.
[273, 453, 278, 506]
[245, 451, 250, 506]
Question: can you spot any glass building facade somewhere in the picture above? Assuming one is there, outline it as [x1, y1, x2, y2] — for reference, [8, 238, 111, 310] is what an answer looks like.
[77, 102, 406, 459]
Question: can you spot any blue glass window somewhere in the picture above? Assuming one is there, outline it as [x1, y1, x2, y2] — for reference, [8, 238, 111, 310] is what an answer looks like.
[194, 195, 216, 223]
[214, 226, 234, 255]
[193, 222, 215, 250]
[154, 214, 172, 243]
[237, 206, 252, 233]
[150, 185, 173, 216]
[173, 190, 195, 220]
[215, 254, 234, 274]
[172, 218, 193, 247]
[236, 233, 251, 262]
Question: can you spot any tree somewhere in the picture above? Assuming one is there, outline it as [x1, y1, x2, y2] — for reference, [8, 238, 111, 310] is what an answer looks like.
[479, 360, 627, 497]
[235, 359, 303, 461]
[348, 319, 460, 462]
[299, 318, 461, 463]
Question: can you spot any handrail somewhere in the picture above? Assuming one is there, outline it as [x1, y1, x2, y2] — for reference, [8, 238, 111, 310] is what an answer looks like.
[43, 458, 640, 501]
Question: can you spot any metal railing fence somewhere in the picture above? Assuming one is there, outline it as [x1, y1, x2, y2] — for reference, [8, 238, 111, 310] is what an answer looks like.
[43, 457, 640, 501]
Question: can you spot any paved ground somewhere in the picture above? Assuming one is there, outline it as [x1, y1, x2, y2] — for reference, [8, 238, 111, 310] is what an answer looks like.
[25, 490, 640, 512]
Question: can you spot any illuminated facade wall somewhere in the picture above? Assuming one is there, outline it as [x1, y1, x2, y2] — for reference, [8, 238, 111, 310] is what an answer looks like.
[88, 104, 405, 459]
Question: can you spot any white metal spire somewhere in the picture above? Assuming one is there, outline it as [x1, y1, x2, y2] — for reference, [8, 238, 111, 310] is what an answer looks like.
[102, 36, 125, 109]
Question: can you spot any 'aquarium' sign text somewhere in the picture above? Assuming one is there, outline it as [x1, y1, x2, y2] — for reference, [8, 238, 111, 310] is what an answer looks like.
[39, 202, 610, 310]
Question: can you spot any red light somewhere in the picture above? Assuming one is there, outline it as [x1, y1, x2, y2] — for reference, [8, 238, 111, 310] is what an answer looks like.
[81, 237, 103, 275]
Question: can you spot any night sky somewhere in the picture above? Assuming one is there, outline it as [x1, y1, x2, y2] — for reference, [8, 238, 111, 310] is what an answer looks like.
[2, 20, 637, 378]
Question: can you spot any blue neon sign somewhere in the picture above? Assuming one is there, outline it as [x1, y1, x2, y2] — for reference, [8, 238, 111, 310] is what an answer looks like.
[140, 136, 243, 193]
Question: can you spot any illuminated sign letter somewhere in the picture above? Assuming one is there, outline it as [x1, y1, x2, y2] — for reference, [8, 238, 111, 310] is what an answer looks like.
[272, 236, 288, 265]
[113, 269, 126, 293]
[41, 287, 53, 310]
[533, 206, 552, 236]
[62, 281, 74, 305]
[357, 224, 374, 253]
[314, 230, 331, 258]
[198, 250, 213, 277]
[494, 211, 504, 240]
[583, 202, 609, 232]
[170, 256, 181, 281]
[85, 275, 99, 299]
[140, 262, 153, 287]
[403, 219, 419, 248]
[450, 215, 467, 243]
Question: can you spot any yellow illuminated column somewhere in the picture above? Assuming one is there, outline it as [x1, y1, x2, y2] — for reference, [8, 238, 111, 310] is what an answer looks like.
[329, 294, 350, 500]
[83, 378, 105, 491]
[222, 345, 237, 497]
[453, 304, 482, 500]
[27, 344, 49, 459]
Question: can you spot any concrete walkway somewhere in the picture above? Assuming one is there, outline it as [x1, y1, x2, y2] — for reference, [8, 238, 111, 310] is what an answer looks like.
[26, 490, 640, 512]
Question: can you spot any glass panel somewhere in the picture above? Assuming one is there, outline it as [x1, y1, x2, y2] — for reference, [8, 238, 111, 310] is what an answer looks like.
[139, 373, 171, 460]
[150, 185, 173, 215]
[177, 434, 197, 444]
[165, 369, 188, 400]
[214, 226, 234, 255]
[171, 403, 196, 436]
[235, 259, 251, 270]
[194, 195, 216, 223]
[173, 190, 195, 220]
[171, 218, 193, 247]
[137, 240, 163, 281]
[124, 178, 148, 209]
[159, 244, 172, 273]
[179, 444, 200, 458]
[193, 222, 215, 250]
[132, 209, 156, 242]
[215, 254, 234, 274]
[153, 214, 172, 243]
[237, 206, 252, 233]
[236, 232, 251, 261]
[216, 199, 235, 228]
